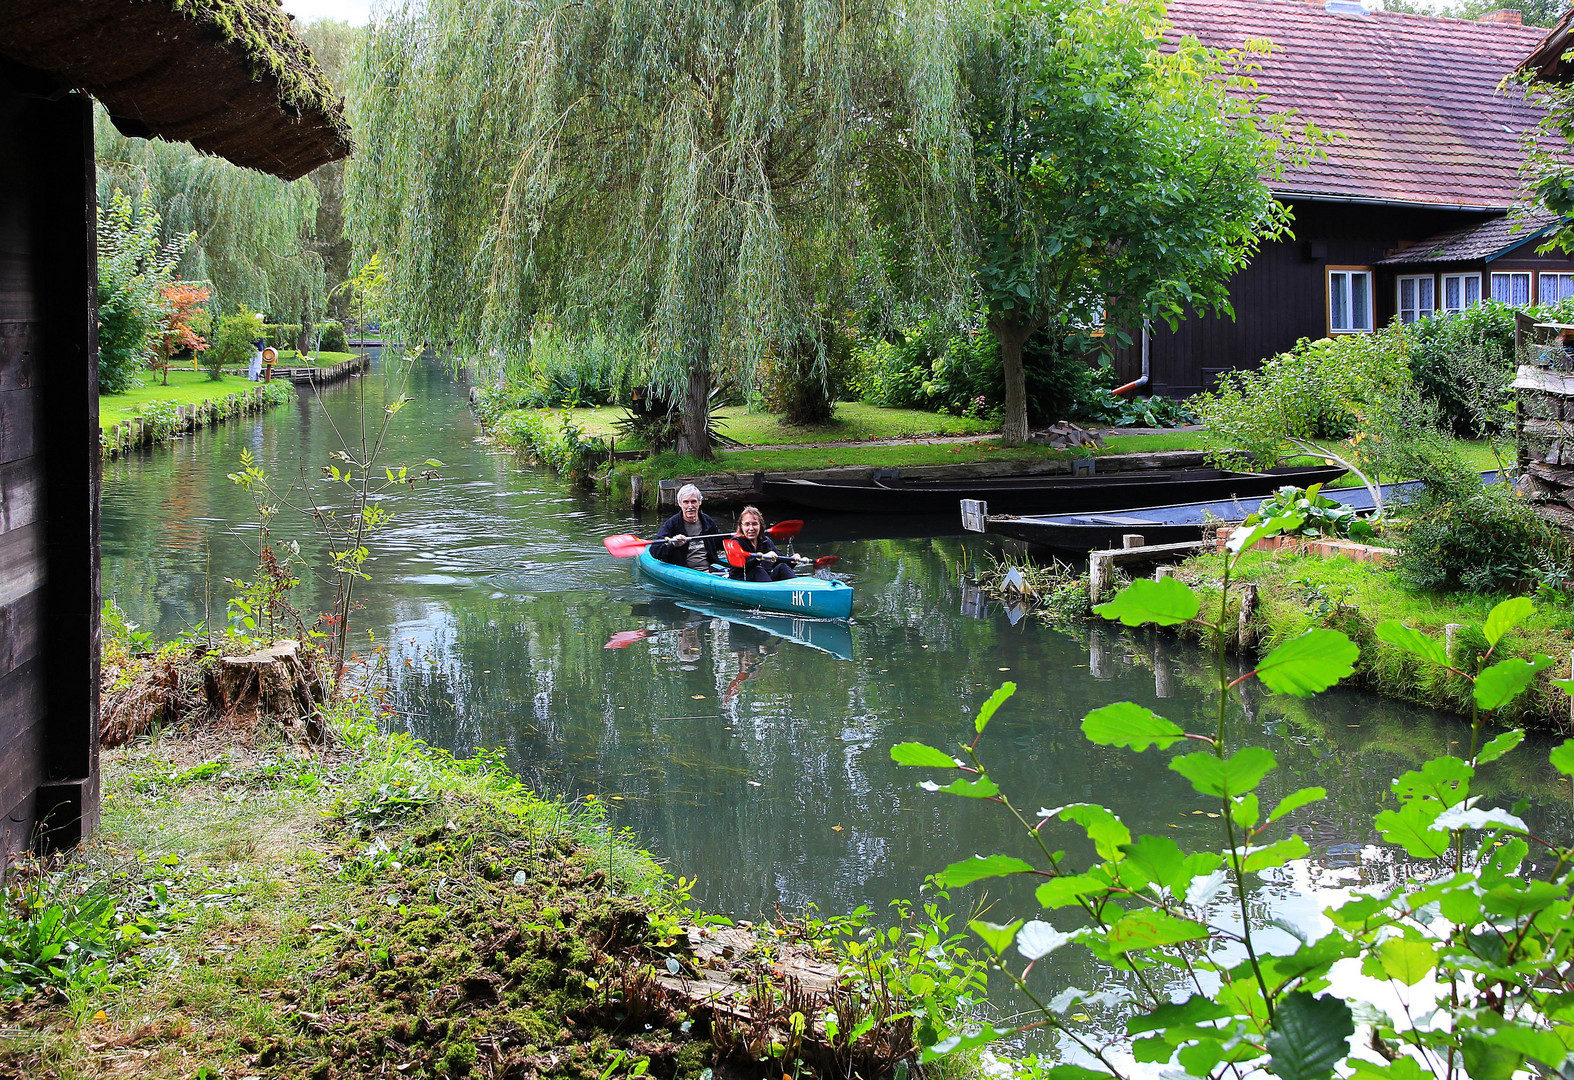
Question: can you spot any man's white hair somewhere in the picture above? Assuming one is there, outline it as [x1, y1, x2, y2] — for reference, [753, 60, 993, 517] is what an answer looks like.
[677, 483, 703, 503]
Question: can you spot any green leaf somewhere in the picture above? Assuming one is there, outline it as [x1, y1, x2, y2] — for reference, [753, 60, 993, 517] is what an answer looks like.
[1105, 909, 1209, 954]
[975, 682, 1016, 734]
[1242, 836, 1310, 873]
[1094, 577, 1200, 627]
[967, 919, 1022, 956]
[1476, 730, 1524, 765]
[923, 775, 1000, 798]
[1252, 630, 1358, 697]
[1485, 1024, 1571, 1069]
[1552, 678, 1574, 698]
[1035, 874, 1105, 909]
[1120, 834, 1188, 891]
[1177, 1041, 1227, 1076]
[1080, 702, 1185, 751]
[1392, 756, 1472, 806]
[1374, 801, 1451, 859]
[1227, 513, 1306, 554]
[1483, 596, 1535, 648]
[1268, 786, 1326, 823]
[1463, 1035, 1522, 1080]
[1170, 746, 1276, 797]
[1373, 621, 1449, 667]
[1376, 937, 1436, 986]
[1126, 994, 1230, 1035]
[1475, 655, 1554, 711]
[1055, 803, 1132, 862]
[1266, 991, 1354, 1080]
[1552, 739, 1574, 776]
[890, 742, 957, 768]
[920, 1025, 1014, 1063]
[933, 855, 1035, 889]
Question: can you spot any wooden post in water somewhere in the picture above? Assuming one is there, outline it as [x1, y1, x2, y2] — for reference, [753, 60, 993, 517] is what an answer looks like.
[1238, 583, 1259, 652]
[1089, 628, 1115, 680]
[630, 474, 643, 507]
[1154, 634, 1174, 698]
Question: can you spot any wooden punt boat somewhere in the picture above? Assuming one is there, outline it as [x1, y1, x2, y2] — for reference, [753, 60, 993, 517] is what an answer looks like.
[760, 464, 1348, 515]
[634, 548, 853, 620]
[966, 475, 1490, 551]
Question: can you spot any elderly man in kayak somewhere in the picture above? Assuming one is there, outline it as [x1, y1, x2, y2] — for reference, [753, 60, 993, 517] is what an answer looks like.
[651, 484, 725, 571]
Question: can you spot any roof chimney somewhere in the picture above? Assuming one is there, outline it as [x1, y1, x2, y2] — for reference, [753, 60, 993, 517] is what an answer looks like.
[1479, 8, 1524, 24]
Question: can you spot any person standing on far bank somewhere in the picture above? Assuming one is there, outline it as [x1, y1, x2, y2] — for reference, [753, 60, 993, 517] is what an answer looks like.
[651, 484, 722, 570]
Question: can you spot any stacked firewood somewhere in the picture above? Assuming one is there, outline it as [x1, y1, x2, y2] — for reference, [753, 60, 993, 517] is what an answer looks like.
[1514, 365, 1574, 531]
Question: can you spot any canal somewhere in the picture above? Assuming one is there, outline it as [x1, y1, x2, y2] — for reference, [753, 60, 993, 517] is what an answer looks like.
[102, 356, 1574, 989]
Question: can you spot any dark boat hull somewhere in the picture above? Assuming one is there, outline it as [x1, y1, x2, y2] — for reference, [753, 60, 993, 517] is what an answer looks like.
[762, 464, 1347, 515]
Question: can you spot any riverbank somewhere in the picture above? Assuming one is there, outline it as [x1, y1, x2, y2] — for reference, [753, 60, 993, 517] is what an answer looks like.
[2, 647, 974, 1080]
[101, 378, 296, 458]
[982, 542, 1574, 730]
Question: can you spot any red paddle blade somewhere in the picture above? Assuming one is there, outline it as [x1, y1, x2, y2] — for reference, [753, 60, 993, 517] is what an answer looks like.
[813, 555, 841, 568]
[604, 629, 650, 649]
[603, 534, 650, 558]
[723, 538, 748, 568]
[766, 519, 803, 540]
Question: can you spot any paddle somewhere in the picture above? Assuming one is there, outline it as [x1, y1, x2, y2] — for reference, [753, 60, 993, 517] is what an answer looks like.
[725, 539, 840, 575]
[603, 519, 803, 558]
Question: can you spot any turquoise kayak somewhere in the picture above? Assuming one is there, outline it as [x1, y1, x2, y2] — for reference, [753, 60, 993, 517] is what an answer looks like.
[634, 548, 853, 620]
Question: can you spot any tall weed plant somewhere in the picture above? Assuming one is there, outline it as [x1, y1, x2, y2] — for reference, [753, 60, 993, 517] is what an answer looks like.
[897, 511, 1574, 1080]
[496, 325, 643, 410]
[1407, 301, 1517, 437]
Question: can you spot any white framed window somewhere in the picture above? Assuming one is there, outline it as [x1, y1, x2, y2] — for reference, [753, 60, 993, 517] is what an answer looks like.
[1397, 275, 1436, 323]
[1541, 272, 1574, 304]
[1328, 269, 1372, 332]
[1491, 271, 1532, 306]
[1442, 273, 1482, 314]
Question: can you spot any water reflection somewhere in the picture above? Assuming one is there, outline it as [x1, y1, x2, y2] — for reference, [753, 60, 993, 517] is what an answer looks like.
[102, 358, 1574, 944]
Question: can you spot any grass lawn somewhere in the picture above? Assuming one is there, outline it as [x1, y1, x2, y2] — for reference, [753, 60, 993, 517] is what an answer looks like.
[98, 369, 272, 431]
[538, 401, 997, 445]
[272, 349, 357, 364]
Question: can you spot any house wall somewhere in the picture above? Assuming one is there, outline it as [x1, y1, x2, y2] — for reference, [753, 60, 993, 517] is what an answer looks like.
[1114, 200, 1501, 395]
[0, 76, 101, 860]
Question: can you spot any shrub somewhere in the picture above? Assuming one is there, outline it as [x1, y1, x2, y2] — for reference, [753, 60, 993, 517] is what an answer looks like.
[262, 323, 302, 351]
[208, 313, 263, 378]
[1388, 428, 1565, 593]
[319, 321, 348, 353]
[96, 189, 190, 394]
[1406, 300, 1516, 436]
[1197, 324, 1414, 467]
[755, 334, 839, 425]
[852, 319, 1003, 415]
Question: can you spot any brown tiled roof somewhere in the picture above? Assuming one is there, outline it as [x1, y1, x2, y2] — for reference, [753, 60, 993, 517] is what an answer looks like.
[1167, 0, 1549, 209]
[1378, 211, 1562, 263]
[1521, 8, 1574, 83]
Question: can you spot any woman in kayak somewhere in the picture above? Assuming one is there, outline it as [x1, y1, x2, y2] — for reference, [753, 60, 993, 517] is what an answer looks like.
[730, 506, 796, 582]
[652, 484, 723, 570]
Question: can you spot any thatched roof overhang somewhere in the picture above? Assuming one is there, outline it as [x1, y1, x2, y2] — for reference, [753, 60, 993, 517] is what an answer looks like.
[0, 0, 351, 180]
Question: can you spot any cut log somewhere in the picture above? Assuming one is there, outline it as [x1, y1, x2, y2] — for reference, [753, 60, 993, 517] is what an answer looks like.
[209, 639, 326, 742]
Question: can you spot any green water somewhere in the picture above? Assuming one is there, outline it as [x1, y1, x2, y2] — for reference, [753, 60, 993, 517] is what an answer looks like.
[102, 358, 1573, 943]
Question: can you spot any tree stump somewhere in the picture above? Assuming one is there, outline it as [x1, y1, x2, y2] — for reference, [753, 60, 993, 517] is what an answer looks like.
[209, 639, 327, 742]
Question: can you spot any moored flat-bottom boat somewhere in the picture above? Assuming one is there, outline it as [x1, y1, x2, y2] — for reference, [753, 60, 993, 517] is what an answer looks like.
[967, 476, 1495, 551]
[635, 548, 853, 620]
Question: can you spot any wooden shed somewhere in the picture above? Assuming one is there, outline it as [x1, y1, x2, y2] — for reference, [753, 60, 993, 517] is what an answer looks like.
[0, 0, 350, 859]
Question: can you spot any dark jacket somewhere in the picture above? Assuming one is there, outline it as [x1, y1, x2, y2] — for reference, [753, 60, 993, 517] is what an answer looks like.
[651, 511, 722, 568]
[727, 534, 794, 581]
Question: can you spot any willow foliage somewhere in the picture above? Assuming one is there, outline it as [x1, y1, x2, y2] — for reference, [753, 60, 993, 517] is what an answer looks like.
[348, 0, 971, 454]
[95, 108, 326, 321]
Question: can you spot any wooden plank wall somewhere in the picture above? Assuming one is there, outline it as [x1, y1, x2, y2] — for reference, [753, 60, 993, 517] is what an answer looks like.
[0, 74, 100, 861]
[1113, 201, 1497, 397]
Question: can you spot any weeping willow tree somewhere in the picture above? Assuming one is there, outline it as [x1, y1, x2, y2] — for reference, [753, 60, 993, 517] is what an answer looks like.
[95, 108, 327, 324]
[348, 0, 969, 456]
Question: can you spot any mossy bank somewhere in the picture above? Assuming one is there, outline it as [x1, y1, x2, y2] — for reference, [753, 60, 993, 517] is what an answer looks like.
[2, 683, 962, 1079]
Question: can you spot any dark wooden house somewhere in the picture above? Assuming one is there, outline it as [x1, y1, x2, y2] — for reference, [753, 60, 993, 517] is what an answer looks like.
[0, 0, 349, 858]
[1114, 0, 1569, 397]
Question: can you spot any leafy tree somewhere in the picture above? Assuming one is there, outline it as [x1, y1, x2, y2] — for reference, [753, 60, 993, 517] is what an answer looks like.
[155, 282, 211, 385]
[97, 189, 191, 394]
[208, 313, 263, 380]
[94, 106, 325, 322]
[961, 0, 1302, 443]
[348, 0, 966, 457]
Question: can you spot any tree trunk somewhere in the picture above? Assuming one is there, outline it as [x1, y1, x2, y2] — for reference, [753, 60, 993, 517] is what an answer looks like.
[676, 347, 713, 460]
[297, 309, 314, 356]
[989, 316, 1036, 445]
